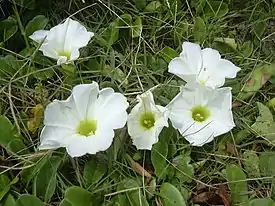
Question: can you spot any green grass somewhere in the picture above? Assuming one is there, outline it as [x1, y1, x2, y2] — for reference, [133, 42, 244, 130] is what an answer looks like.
[1, 0, 275, 205]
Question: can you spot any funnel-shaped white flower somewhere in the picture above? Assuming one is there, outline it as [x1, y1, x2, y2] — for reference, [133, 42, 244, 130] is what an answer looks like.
[127, 91, 169, 150]
[30, 18, 94, 65]
[39, 82, 128, 157]
[167, 85, 235, 146]
[168, 42, 240, 89]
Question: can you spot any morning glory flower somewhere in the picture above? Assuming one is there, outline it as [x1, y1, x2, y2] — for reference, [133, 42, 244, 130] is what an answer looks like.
[127, 91, 169, 150]
[30, 18, 94, 65]
[39, 82, 128, 157]
[168, 42, 240, 89]
[167, 85, 235, 146]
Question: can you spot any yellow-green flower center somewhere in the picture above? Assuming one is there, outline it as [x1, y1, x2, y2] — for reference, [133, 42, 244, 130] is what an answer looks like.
[191, 106, 211, 122]
[140, 112, 155, 130]
[58, 51, 71, 60]
[77, 119, 97, 136]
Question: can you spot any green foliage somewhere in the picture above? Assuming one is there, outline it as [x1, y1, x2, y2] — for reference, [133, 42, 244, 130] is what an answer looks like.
[248, 198, 275, 206]
[144, 1, 162, 12]
[61, 186, 96, 206]
[193, 17, 206, 44]
[0, 17, 18, 44]
[226, 164, 249, 204]
[251, 102, 275, 144]
[118, 179, 149, 206]
[34, 156, 62, 201]
[173, 155, 194, 183]
[160, 47, 178, 63]
[239, 64, 275, 100]
[159, 182, 186, 206]
[259, 152, 275, 177]
[151, 141, 168, 179]
[83, 158, 107, 186]
[16, 194, 44, 206]
[25, 15, 48, 37]
[243, 151, 260, 178]
[0, 116, 20, 147]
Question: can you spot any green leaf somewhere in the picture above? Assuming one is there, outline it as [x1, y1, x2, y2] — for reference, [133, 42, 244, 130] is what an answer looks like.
[239, 64, 275, 100]
[120, 179, 149, 206]
[151, 141, 168, 179]
[214, 37, 237, 50]
[34, 156, 62, 201]
[7, 139, 28, 155]
[96, 21, 119, 48]
[16, 194, 44, 206]
[13, 0, 35, 9]
[0, 174, 10, 201]
[0, 116, 19, 147]
[259, 152, 275, 178]
[243, 151, 260, 178]
[160, 46, 178, 63]
[0, 17, 18, 43]
[190, 0, 206, 14]
[4, 194, 16, 206]
[204, 1, 228, 19]
[63, 186, 96, 206]
[131, 17, 142, 38]
[25, 15, 48, 37]
[240, 41, 254, 57]
[118, 14, 132, 26]
[193, 17, 206, 44]
[226, 164, 248, 204]
[60, 199, 73, 206]
[173, 155, 194, 183]
[20, 156, 48, 184]
[251, 102, 275, 144]
[144, 1, 162, 12]
[160, 182, 186, 206]
[84, 158, 107, 186]
[174, 21, 190, 45]
[252, 20, 266, 39]
[135, 0, 146, 10]
[248, 198, 275, 206]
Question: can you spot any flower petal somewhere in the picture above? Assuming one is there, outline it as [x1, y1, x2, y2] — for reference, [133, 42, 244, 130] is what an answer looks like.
[66, 135, 89, 157]
[168, 57, 196, 80]
[181, 42, 202, 71]
[95, 91, 129, 129]
[39, 126, 75, 150]
[29, 30, 49, 43]
[87, 128, 115, 154]
[168, 42, 202, 82]
[39, 43, 59, 60]
[217, 59, 241, 78]
[201, 48, 221, 69]
[182, 123, 215, 146]
[132, 130, 156, 150]
[62, 18, 94, 51]
[72, 83, 99, 120]
[44, 95, 80, 129]
[69, 48, 80, 61]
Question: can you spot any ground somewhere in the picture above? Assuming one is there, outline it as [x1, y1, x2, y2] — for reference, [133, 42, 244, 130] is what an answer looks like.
[0, 0, 275, 205]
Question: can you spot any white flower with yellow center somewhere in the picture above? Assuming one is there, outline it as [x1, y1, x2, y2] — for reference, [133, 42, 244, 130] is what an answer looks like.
[39, 82, 129, 157]
[29, 18, 94, 65]
[127, 91, 169, 150]
[167, 85, 235, 146]
[168, 42, 240, 89]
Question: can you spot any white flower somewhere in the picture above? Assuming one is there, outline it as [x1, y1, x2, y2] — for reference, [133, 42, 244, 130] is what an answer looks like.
[39, 82, 129, 157]
[29, 18, 94, 65]
[127, 91, 169, 150]
[168, 42, 240, 89]
[167, 85, 235, 146]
